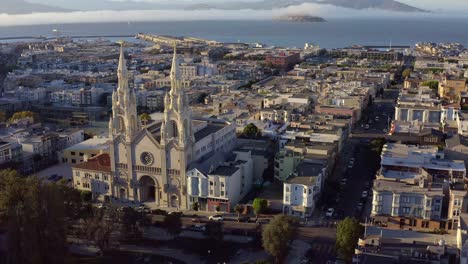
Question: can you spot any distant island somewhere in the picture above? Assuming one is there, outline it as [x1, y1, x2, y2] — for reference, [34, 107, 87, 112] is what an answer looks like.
[273, 15, 326, 23]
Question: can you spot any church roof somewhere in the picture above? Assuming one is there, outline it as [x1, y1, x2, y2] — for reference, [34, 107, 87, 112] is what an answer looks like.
[194, 122, 227, 142]
[72, 153, 111, 172]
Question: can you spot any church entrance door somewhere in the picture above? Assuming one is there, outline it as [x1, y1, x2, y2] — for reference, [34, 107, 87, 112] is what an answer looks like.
[139, 176, 157, 202]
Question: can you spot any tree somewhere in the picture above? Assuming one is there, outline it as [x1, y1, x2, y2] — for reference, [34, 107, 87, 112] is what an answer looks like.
[0, 170, 67, 264]
[422, 80, 439, 91]
[262, 215, 298, 263]
[164, 213, 182, 237]
[253, 198, 268, 217]
[79, 207, 118, 255]
[234, 204, 244, 218]
[56, 179, 82, 220]
[80, 190, 93, 202]
[370, 138, 386, 154]
[336, 217, 363, 261]
[402, 68, 412, 78]
[0, 112, 6, 123]
[192, 201, 199, 211]
[197, 92, 208, 104]
[139, 113, 152, 125]
[204, 221, 223, 242]
[243, 123, 259, 138]
[8, 111, 38, 123]
[119, 207, 146, 242]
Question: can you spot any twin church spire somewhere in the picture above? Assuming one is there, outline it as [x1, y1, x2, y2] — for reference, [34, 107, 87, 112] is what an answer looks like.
[109, 41, 139, 141]
[110, 41, 193, 147]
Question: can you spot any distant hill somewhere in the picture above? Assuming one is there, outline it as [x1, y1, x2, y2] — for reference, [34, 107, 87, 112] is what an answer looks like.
[1, 0, 70, 14]
[187, 0, 426, 12]
[22, 0, 424, 12]
[9, 0, 426, 14]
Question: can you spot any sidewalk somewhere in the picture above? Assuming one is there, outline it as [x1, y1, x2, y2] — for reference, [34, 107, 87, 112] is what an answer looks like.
[145, 226, 253, 243]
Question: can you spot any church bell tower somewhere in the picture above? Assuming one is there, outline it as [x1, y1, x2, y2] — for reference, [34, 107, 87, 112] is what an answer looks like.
[109, 41, 140, 142]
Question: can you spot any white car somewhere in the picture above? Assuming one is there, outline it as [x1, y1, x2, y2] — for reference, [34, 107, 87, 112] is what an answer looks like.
[325, 208, 335, 217]
[361, 191, 368, 198]
[209, 215, 224, 221]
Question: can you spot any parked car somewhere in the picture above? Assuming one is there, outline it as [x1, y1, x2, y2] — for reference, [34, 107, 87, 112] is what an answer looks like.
[209, 215, 224, 221]
[365, 125, 370, 129]
[340, 178, 347, 185]
[325, 208, 335, 217]
[361, 191, 368, 198]
[190, 224, 206, 232]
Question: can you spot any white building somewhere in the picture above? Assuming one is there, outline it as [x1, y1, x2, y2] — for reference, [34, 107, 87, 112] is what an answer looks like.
[186, 150, 253, 212]
[283, 161, 326, 218]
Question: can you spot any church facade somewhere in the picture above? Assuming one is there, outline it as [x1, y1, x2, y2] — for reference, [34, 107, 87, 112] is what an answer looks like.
[72, 43, 236, 210]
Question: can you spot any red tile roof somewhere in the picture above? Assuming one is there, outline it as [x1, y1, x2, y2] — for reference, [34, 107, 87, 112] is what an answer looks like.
[72, 153, 111, 172]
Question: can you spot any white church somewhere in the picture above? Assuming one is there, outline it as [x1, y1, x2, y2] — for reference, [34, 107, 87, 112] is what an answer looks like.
[72, 43, 254, 211]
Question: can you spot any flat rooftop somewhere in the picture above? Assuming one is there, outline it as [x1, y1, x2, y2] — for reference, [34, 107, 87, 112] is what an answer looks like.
[64, 136, 109, 151]
[373, 179, 443, 196]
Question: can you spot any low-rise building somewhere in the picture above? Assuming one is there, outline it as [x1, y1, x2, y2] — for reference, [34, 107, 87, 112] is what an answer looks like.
[60, 136, 110, 164]
[187, 150, 254, 212]
[71, 153, 112, 199]
[283, 160, 326, 218]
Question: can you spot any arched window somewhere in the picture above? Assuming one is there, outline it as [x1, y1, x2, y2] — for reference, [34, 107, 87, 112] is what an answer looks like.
[169, 120, 178, 139]
[118, 116, 126, 133]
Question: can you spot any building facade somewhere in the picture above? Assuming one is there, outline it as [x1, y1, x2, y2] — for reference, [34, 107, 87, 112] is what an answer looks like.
[73, 43, 237, 210]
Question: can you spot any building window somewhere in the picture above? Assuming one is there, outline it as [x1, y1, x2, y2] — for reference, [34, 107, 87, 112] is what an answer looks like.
[221, 191, 225, 196]
[285, 186, 290, 192]
[285, 196, 289, 202]
[72, 159, 76, 164]
[79, 153, 84, 156]
[71, 152, 76, 156]
[210, 181, 213, 186]
[400, 196, 410, 203]
[402, 207, 410, 214]
[75, 171, 80, 176]
[454, 199, 461, 206]
[210, 190, 213, 195]
[453, 210, 461, 217]
[104, 175, 108, 181]
[295, 186, 298, 191]
[221, 183, 225, 188]
[95, 174, 99, 180]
